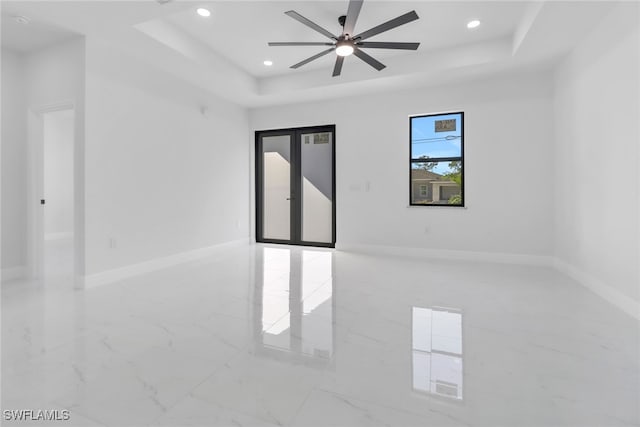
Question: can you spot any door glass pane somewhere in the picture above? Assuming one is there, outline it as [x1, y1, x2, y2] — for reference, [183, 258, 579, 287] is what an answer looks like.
[262, 135, 291, 240]
[300, 132, 333, 243]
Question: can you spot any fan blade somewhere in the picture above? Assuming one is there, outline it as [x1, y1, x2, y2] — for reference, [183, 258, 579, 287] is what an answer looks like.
[354, 10, 419, 41]
[269, 42, 335, 46]
[343, 0, 364, 36]
[290, 48, 335, 69]
[332, 56, 345, 77]
[353, 48, 386, 71]
[357, 41, 420, 50]
[285, 11, 336, 40]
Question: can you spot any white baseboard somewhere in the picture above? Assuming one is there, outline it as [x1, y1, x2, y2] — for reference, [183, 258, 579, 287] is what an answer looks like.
[336, 243, 638, 319]
[84, 238, 249, 289]
[45, 232, 74, 241]
[1, 265, 27, 282]
[554, 258, 640, 320]
[80, 238, 639, 320]
[335, 243, 553, 266]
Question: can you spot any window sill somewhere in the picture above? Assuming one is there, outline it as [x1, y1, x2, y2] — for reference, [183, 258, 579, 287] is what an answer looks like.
[407, 205, 468, 209]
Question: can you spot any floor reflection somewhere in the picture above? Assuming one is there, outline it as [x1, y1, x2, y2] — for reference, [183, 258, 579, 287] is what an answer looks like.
[412, 306, 463, 400]
[254, 246, 334, 365]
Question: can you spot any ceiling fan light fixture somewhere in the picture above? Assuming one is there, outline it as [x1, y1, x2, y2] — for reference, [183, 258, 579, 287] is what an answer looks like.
[336, 41, 354, 57]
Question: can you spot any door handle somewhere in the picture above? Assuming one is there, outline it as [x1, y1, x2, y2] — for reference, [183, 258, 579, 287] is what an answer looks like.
[286, 197, 295, 200]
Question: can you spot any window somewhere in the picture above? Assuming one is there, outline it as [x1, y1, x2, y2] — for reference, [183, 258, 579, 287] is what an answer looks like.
[410, 112, 464, 206]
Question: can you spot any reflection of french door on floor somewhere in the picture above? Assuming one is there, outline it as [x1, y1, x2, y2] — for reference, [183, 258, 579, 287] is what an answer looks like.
[255, 125, 336, 248]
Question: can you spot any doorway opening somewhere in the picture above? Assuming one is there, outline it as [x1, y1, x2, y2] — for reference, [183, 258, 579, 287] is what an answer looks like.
[42, 109, 75, 286]
[255, 125, 336, 248]
[28, 105, 77, 288]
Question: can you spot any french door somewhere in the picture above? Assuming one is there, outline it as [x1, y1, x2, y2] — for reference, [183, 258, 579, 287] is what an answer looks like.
[256, 125, 336, 248]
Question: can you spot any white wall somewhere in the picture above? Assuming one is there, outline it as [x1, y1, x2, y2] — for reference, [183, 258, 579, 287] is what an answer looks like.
[44, 111, 74, 238]
[1, 49, 27, 274]
[554, 3, 640, 304]
[25, 39, 86, 109]
[84, 40, 249, 275]
[251, 72, 555, 258]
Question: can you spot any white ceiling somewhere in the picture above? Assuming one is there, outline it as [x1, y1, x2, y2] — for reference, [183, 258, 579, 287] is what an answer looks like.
[1, 12, 77, 53]
[0, 1, 619, 107]
[164, 1, 529, 77]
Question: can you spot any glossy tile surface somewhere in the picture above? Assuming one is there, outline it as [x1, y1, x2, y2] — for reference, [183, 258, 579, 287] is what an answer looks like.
[2, 244, 639, 426]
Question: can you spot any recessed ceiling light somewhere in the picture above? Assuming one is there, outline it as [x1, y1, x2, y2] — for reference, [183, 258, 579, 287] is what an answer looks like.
[263, 60, 273, 66]
[467, 20, 481, 29]
[196, 8, 211, 17]
[14, 15, 30, 25]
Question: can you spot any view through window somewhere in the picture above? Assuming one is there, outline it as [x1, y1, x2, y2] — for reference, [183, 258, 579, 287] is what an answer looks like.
[410, 112, 464, 206]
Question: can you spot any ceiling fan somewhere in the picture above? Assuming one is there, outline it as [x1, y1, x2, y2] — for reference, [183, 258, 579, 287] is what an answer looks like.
[268, 0, 420, 77]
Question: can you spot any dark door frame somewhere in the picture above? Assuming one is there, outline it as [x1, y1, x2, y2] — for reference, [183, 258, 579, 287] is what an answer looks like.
[255, 124, 336, 248]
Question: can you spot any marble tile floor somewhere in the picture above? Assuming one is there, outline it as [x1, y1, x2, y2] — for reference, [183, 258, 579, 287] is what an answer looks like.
[2, 243, 638, 427]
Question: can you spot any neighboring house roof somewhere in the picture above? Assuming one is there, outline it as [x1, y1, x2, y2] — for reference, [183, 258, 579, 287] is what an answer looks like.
[411, 169, 442, 180]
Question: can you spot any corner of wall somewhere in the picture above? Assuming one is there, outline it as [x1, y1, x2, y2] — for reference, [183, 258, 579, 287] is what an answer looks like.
[550, 2, 640, 319]
[554, 258, 640, 320]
